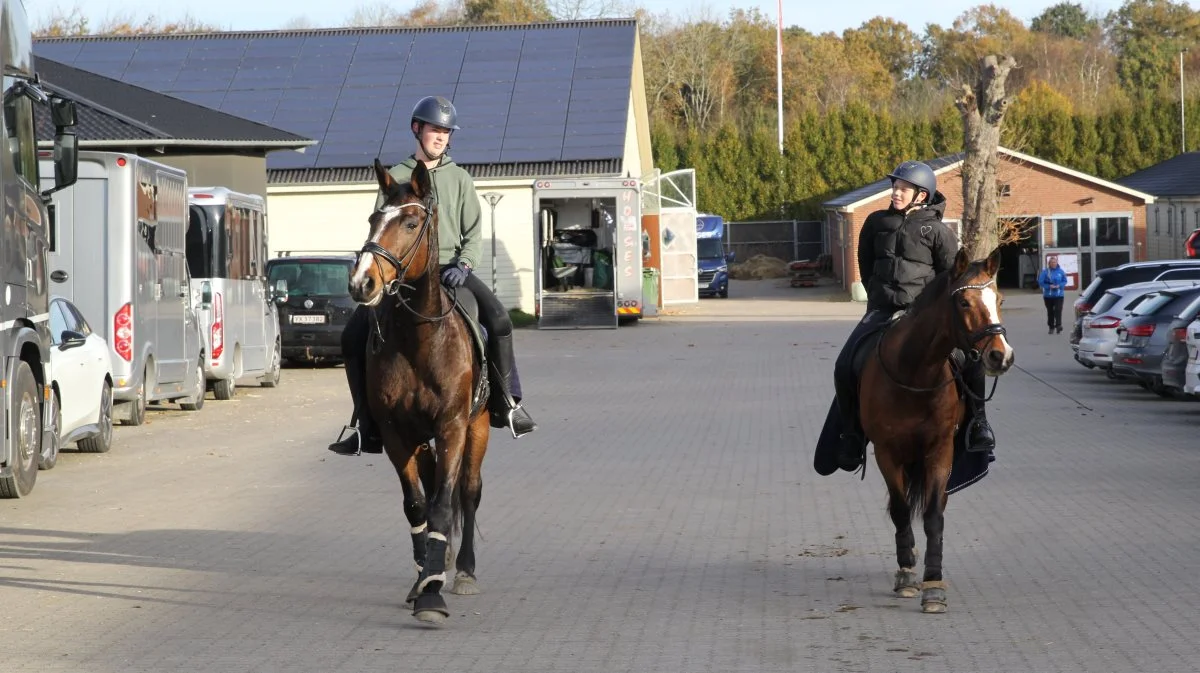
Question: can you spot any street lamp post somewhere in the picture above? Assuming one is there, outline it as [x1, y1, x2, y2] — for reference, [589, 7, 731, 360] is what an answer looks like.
[1182, 47, 1189, 153]
[482, 192, 504, 293]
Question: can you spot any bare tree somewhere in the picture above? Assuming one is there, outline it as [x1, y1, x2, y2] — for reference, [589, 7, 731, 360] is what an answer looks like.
[547, 0, 634, 20]
[956, 54, 1017, 258]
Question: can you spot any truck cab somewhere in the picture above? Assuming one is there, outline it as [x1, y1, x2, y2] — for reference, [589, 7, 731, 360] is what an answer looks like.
[696, 214, 732, 298]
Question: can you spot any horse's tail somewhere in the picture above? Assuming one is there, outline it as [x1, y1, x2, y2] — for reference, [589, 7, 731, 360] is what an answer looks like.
[904, 463, 928, 519]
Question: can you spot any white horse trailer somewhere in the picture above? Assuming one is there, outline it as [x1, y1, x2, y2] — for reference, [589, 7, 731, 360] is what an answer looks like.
[42, 151, 206, 426]
[533, 177, 643, 329]
[186, 187, 281, 398]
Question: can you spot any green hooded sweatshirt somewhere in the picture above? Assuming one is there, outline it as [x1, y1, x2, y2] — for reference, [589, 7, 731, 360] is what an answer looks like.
[374, 154, 483, 270]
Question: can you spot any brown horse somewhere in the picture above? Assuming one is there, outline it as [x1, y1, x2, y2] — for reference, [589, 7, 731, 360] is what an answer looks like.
[858, 246, 1014, 613]
[347, 158, 491, 625]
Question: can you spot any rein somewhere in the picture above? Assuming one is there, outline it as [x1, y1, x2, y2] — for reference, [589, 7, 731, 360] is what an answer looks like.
[874, 278, 1006, 397]
[358, 199, 459, 349]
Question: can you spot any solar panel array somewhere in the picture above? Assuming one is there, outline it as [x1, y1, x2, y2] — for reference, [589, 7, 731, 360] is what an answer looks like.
[34, 23, 636, 171]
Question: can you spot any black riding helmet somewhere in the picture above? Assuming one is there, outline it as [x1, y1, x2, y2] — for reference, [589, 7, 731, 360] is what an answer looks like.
[411, 95, 460, 132]
[887, 161, 936, 202]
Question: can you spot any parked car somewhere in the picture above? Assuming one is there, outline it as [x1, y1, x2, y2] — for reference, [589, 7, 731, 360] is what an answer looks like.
[1184, 317, 1200, 396]
[1074, 281, 1191, 371]
[1111, 287, 1200, 394]
[1186, 228, 1200, 259]
[43, 297, 115, 470]
[1070, 260, 1200, 346]
[1161, 294, 1200, 394]
[265, 254, 357, 364]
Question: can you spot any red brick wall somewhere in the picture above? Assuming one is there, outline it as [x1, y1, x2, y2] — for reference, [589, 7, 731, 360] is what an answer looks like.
[829, 155, 1149, 291]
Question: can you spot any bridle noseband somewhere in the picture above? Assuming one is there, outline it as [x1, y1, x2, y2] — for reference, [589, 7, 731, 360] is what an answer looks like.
[358, 198, 457, 325]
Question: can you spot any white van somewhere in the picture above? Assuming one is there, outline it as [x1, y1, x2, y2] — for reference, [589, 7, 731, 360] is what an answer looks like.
[42, 151, 206, 425]
[186, 187, 282, 398]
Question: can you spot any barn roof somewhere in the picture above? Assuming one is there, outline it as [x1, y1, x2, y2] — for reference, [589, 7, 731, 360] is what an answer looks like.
[35, 21, 638, 182]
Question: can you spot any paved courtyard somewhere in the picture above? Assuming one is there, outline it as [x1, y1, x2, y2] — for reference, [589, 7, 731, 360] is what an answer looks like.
[1, 278, 1197, 672]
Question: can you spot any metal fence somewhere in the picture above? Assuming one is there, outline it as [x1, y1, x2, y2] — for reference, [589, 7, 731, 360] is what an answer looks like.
[724, 220, 824, 262]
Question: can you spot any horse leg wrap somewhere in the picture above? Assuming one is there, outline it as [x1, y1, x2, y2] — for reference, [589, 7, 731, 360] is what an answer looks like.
[410, 524, 428, 568]
[920, 580, 948, 613]
[412, 590, 450, 619]
[893, 567, 920, 597]
[415, 540, 448, 594]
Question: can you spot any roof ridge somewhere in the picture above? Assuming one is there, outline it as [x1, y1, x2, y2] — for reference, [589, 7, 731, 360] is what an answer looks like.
[34, 18, 637, 42]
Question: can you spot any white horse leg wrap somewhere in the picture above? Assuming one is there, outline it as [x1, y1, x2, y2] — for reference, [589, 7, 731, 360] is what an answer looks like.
[410, 522, 428, 534]
[428, 531, 447, 543]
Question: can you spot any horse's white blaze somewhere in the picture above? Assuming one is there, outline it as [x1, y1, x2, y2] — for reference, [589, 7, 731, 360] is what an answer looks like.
[351, 250, 374, 284]
[980, 286, 1015, 361]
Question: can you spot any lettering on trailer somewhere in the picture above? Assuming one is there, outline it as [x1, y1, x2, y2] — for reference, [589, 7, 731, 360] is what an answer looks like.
[620, 190, 637, 278]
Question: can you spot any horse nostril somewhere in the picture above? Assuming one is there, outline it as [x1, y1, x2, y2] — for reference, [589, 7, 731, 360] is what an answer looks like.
[986, 350, 1006, 368]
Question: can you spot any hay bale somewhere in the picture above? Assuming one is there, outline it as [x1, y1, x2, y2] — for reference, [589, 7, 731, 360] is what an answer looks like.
[729, 254, 789, 280]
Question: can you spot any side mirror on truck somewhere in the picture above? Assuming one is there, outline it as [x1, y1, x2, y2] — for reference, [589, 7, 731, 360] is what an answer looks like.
[273, 279, 289, 304]
[725, 250, 736, 264]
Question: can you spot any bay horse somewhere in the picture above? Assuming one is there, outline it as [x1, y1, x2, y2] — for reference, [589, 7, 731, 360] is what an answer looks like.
[858, 246, 1014, 613]
[347, 158, 491, 625]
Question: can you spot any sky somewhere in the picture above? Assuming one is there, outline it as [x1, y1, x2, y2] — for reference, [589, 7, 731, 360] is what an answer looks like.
[27, 0, 1141, 34]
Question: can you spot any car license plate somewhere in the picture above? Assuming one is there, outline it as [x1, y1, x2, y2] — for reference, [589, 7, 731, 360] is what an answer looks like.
[291, 314, 326, 325]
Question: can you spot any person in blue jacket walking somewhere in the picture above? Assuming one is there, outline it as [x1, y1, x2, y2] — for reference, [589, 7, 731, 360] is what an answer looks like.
[1038, 254, 1069, 334]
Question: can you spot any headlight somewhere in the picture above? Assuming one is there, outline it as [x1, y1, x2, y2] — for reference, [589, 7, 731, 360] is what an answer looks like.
[716, 266, 728, 273]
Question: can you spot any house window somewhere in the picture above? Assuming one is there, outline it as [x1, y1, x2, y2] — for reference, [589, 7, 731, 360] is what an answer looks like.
[1154, 208, 1160, 234]
[1168, 208, 1173, 235]
[997, 183, 1011, 197]
[1055, 218, 1079, 247]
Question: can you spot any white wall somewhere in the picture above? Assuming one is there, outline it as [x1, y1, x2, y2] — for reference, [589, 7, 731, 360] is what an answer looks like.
[1147, 199, 1200, 260]
[266, 181, 537, 313]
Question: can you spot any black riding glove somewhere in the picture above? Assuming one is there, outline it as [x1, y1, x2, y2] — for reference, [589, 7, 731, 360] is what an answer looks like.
[440, 260, 471, 288]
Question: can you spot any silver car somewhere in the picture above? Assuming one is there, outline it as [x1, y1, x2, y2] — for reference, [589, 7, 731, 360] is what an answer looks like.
[1075, 280, 1200, 372]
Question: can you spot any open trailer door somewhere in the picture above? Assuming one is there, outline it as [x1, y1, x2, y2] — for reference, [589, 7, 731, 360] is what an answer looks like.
[533, 177, 643, 329]
[643, 169, 698, 306]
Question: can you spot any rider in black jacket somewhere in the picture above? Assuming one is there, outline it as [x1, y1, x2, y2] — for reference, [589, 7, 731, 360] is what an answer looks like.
[819, 161, 997, 474]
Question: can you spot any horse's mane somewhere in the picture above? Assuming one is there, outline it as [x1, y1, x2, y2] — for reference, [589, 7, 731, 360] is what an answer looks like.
[907, 267, 955, 316]
[906, 259, 989, 316]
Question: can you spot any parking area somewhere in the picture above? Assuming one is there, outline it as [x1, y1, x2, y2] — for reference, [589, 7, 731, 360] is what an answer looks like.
[2, 281, 1198, 672]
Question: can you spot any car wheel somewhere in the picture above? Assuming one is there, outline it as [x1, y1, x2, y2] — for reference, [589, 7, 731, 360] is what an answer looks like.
[260, 339, 281, 388]
[1106, 367, 1118, 380]
[213, 377, 236, 400]
[180, 363, 206, 411]
[0, 362, 41, 498]
[123, 368, 149, 426]
[78, 382, 113, 454]
[39, 390, 61, 471]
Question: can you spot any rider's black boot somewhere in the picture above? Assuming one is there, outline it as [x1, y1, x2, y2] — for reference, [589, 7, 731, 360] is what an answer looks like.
[488, 333, 537, 438]
[833, 371, 864, 472]
[963, 363, 995, 455]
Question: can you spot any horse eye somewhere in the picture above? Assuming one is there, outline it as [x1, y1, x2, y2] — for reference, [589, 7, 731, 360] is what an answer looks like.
[959, 299, 971, 309]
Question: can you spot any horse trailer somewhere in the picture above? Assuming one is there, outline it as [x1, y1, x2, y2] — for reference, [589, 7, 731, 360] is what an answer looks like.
[187, 187, 282, 398]
[1, 0, 80, 497]
[42, 151, 205, 426]
[533, 177, 643, 329]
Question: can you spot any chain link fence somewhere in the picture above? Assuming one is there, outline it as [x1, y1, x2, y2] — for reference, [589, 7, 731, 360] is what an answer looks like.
[724, 220, 824, 262]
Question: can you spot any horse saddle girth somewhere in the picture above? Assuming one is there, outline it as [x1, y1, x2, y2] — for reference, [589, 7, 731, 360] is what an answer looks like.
[448, 290, 490, 418]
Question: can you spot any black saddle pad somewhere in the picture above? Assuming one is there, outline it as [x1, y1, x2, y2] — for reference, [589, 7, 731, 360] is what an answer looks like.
[448, 289, 489, 416]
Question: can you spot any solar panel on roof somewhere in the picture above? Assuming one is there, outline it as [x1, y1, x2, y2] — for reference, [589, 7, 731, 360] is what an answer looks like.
[499, 147, 562, 163]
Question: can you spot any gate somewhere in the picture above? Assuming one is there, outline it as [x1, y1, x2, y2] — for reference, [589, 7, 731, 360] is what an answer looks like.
[643, 169, 698, 305]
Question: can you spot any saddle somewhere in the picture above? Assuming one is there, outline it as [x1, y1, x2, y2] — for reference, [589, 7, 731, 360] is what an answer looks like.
[446, 289, 490, 418]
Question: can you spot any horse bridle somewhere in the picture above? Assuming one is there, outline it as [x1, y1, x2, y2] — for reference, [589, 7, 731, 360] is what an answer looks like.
[358, 198, 457, 324]
[874, 277, 1005, 398]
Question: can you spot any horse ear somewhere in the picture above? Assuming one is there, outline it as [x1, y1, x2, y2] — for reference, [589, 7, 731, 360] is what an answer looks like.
[984, 246, 1002, 277]
[410, 161, 432, 200]
[374, 158, 394, 194]
[953, 247, 971, 277]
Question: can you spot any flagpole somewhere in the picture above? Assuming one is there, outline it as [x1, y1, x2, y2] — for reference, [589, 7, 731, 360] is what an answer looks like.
[776, 0, 784, 154]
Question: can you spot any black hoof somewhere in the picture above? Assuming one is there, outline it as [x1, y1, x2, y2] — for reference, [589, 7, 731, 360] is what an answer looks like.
[413, 591, 450, 623]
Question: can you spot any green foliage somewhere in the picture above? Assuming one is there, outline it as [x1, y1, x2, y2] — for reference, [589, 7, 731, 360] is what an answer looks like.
[1031, 2, 1099, 39]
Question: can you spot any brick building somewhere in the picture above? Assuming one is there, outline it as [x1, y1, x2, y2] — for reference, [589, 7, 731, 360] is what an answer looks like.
[823, 147, 1155, 296]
